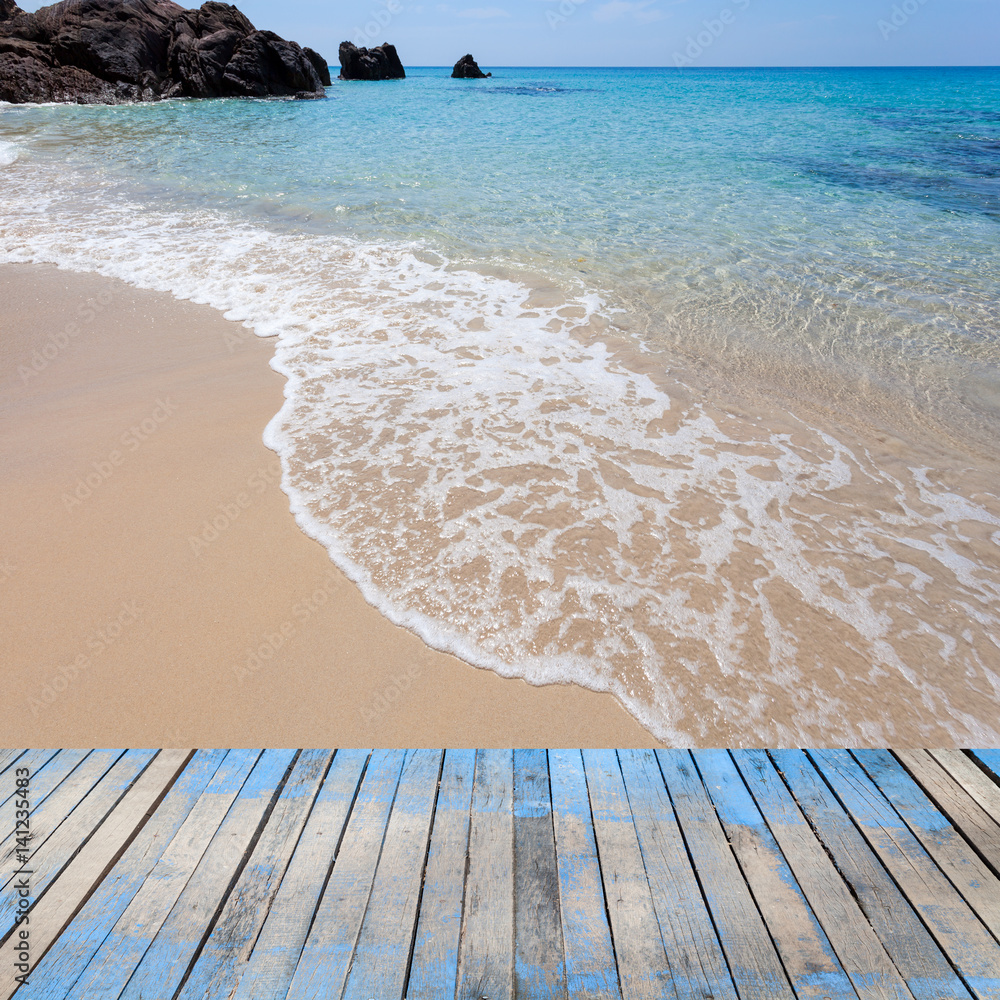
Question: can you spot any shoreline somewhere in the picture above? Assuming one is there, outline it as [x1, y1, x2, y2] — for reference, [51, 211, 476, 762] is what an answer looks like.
[0, 262, 663, 747]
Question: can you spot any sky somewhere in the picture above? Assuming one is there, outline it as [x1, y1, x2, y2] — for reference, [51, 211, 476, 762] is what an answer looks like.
[19, 0, 1000, 67]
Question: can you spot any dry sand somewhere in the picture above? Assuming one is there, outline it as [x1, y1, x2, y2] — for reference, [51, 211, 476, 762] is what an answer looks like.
[0, 263, 661, 747]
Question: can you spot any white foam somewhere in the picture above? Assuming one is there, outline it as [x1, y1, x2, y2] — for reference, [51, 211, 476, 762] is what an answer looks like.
[4, 159, 1000, 745]
[0, 140, 20, 167]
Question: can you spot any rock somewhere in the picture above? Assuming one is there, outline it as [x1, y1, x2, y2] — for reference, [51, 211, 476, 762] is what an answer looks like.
[0, 0, 329, 103]
[337, 40, 404, 81]
[0, 0, 24, 22]
[451, 53, 488, 79]
[303, 45, 330, 87]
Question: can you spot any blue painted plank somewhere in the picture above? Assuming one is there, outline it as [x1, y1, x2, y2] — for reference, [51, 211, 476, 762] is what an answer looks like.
[771, 749, 973, 1000]
[971, 751, 1000, 787]
[811, 750, 1000, 1000]
[19, 749, 231, 1000]
[406, 749, 477, 1000]
[118, 749, 299, 1000]
[548, 750, 620, 1000]
[233, 749, 372, 1000]
[692, 750, 856, 1000]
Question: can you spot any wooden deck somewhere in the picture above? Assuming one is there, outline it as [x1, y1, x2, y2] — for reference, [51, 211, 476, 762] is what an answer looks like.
[2, 749, 1000, 1000]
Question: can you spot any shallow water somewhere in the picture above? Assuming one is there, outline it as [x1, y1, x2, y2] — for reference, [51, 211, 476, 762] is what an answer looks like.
[3, 67, 999, 744]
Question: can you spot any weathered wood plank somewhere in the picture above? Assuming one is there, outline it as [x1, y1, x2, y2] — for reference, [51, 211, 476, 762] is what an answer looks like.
[406, 749, 477, 1000]
[0, 750, 152, 931]
[732, 750, 914, 1000]
[970, 752, 1000, 788]
[0, 749, 191, 998]
[548, 750, 620, 1000]
[456, 750, 515, 1000]
[24, 749, 232, 1000]
[896, 750, 1000, 877]
[176, 749, 336, 1000]
[931, 751, 1000, 827]
[0, 751, 26, 777]
[771, 750, 972, 1000]
[0, 751, 61, 806]
[59, 749, 264, 1000]
[657, 750, 794, 1000]
[512, 749, 567, 1000]
[233, 749, 371, 1000]
[854, 750, 1000, 940]
[693, 750, 856, 1000]
[618, 749, 736, 1000]
[284, 749, 407, 1000]
[811, 750, 1000, 1000]
[117, 749, 298, 1000]
[582, 749, 672, 1000]
[342, 750, 444, 1000]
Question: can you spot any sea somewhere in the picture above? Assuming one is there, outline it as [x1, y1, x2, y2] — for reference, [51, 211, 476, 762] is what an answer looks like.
[2, 66, 999, 745]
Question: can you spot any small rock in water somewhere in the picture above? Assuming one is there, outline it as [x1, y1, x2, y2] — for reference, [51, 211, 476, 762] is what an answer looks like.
[337, 41, 405, 80]
[451, 53, 489, 79]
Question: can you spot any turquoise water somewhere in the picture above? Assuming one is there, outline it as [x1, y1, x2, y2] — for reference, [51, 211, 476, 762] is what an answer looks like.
[3, 68, 999, 743]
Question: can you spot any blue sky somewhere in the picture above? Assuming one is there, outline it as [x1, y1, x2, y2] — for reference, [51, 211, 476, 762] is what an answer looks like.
[20, 0, 1000, 67]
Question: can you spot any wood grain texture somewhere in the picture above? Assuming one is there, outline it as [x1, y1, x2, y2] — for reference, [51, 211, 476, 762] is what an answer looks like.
[657, 751, 794, 1000]
[896, 750, 1000, 877]
[970, 752, 1000, 788]
[811, 750, 1000, 1000]
[582, 750, 672, 1000]
[931, 751, 1000, 826]
[233, 749, 371, 1000]
[457, 750, 516, 1000]
[0, 749, 191, 999]
[342, 750, 444, 1000]
[854, 750, 1000, 942]
[619, 749, 736, 1000]
[117, 748, 298, 1000]
[772, 750, 972, 1000]
[512, 749, 567, 1000]
[406, 749, 478, 1000]
[548, 750, 620, 1000]
[692, 750, 856, 1000]
[284, 749, 407, 1000]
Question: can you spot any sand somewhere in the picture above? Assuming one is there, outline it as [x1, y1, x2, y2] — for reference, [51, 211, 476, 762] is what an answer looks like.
[0, 263, 662, 747]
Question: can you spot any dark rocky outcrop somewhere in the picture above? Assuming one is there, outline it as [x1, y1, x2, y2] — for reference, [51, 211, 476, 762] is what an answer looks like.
[0, 0, 330, 103]
[451, 53, 488, 79]
[0, 0, 24, 22]
[337, 40, 403, 80]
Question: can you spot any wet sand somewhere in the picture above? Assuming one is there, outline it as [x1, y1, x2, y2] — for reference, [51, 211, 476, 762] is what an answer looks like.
[0, 263, 661, 747]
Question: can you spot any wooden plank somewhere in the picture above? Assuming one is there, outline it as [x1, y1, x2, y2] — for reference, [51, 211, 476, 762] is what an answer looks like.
[582, 749, 672, 1000]
[511, 749, 567, 1000]
[547, 750, 620, 1000]
[0, 750, 152, 930]
[0, 750, 93, 866]
[732, 750, 914, 1000]
[692, 750, 856, 1000]
[342, 750, 444, 1000]
[970, 752, 1000, 787]
[456, 750, 516, 1000]
[233, 749, 372, 1000]
[931, 751, 1000, 825]
[896, 750, 1000, 876]
[812, 750, 1000, 1000]
[406, 749, 477, 1000]
[656, 750, 794, 1000]
[0, 751, 61, 807]
[854, 750, 1000, 940]
[175, 749, 336, 1000]
[0, 751, 26, 777]
[284, 749, 407, 1000]
[59, 749, 263, 1000]
[117, 749, 298, 1000]
[618, 749, 737, 1000]
[25, 750, 232, 1000]
[0, 749, 191, 998]
[771, 750, 972, 1000]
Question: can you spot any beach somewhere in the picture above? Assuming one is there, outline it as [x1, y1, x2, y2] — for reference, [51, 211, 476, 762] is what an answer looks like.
[0, 262, 661, 746]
